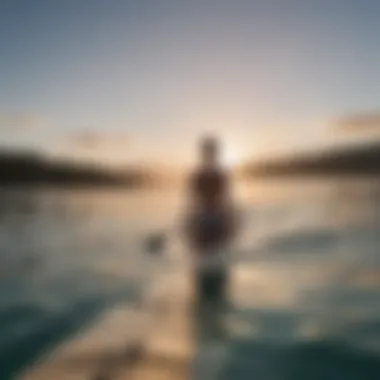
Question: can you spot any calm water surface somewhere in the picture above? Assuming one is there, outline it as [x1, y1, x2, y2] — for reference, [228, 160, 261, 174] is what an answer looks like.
[0, 179, 379, 379]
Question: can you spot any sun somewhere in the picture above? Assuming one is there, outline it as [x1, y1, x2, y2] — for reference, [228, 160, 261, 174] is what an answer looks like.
[222, 146, 242, 168]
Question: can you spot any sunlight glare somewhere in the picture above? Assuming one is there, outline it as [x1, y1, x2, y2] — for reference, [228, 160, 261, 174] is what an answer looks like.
[222, 145, 242, 168]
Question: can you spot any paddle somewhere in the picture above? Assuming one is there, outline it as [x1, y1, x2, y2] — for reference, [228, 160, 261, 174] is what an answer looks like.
[143, 232, 168, 256]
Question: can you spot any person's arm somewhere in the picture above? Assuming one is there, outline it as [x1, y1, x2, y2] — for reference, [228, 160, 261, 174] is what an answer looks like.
[181, 172, 197, 243]
[222, 170, 240, 239]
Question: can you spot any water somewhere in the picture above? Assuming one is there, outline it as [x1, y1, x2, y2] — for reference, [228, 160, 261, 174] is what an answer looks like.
[0, 179, 379, 379]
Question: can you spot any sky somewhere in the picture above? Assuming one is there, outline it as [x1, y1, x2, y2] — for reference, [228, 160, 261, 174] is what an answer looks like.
[1, 0, 380, 167]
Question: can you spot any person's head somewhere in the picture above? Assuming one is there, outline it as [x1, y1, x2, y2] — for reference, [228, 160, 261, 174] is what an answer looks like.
[200, 135, 220, 165]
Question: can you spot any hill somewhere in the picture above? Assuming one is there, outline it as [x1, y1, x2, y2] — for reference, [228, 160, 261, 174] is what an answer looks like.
[0, 150, 152, 187]
[244, 142, 380, 178]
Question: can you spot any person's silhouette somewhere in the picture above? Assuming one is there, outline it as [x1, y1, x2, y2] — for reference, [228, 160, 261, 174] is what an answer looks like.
[184, 136, 237, 300]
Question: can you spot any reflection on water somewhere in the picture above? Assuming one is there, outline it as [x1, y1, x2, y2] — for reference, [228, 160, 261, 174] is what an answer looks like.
[0, 179, 379, 379]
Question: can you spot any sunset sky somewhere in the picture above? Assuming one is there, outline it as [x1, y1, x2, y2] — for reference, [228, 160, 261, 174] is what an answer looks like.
[1, 0, 380, 167]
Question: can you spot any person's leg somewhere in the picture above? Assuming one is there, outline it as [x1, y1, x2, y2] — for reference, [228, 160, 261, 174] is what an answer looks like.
[196, 269, 228, 301]
[213, 268, 229, 301]
[195, 270, 209, 300]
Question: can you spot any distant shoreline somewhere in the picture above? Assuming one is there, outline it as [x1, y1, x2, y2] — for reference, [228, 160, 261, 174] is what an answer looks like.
[0, 150, 154, 188]
[244, 142, 380, 178]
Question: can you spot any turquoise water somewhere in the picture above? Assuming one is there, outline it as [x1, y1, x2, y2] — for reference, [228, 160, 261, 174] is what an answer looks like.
[0, 180, 379, 379]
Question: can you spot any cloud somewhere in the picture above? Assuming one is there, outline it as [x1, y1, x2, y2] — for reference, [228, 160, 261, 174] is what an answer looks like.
[66, 130, 130, 151]
[70, 131, 103, 149]
[0, 112, 45, 131]
[335, 111, 380, 133]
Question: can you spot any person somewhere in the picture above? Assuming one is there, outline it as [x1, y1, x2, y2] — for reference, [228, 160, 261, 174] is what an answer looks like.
[184, 136, 238, 301]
